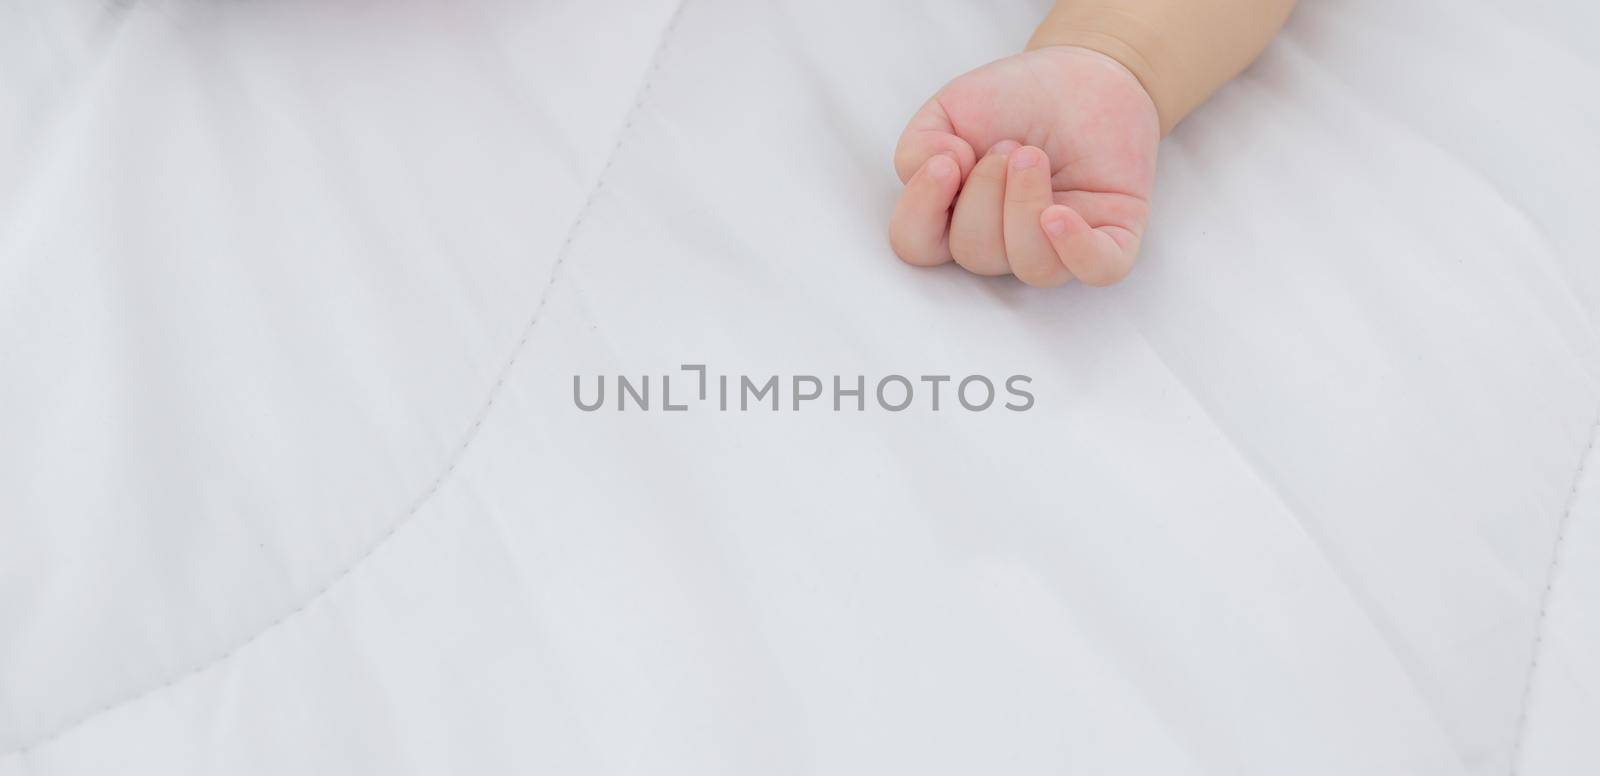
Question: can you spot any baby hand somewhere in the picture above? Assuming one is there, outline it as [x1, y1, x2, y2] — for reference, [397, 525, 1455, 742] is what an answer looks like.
[889, 46, 1159, 287]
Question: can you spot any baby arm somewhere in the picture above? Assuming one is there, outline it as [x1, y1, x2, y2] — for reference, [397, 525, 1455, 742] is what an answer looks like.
[889, 0, 1296, 286]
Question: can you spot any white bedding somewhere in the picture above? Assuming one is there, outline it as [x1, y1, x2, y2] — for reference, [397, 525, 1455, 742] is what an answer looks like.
[2, 1, 1597, 773]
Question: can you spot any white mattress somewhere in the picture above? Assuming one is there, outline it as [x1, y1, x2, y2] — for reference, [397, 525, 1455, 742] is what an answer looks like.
[2, 0, 1598, 773]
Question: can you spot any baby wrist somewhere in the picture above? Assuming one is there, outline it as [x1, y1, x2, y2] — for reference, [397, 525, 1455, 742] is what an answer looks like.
[1027, 7, 1173, 133]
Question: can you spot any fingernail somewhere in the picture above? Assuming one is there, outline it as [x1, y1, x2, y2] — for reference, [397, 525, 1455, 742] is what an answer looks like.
[928, 154, 958, 181]
[1010, 147, 1041, 170]
[990, 140, 1020, 157]
[1042, 208, 1069, 236]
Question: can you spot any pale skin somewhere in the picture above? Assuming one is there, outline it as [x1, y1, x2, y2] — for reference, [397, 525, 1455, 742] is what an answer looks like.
[890, 0, 1297, 287]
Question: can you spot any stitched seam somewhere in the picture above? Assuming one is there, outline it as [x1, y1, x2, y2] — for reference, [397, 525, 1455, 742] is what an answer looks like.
[2, 0, 689, 759]
[1508, 404, 1600, 775]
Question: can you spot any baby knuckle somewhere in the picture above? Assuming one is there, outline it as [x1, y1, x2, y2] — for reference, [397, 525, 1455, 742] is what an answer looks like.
[889, 232, 939, 267]
[1078, 262, 1131, 287]
[1012, 263, 1067, 289]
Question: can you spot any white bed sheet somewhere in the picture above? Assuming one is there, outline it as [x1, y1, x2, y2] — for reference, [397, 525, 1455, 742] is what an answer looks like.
[1, 1, 1597, 774]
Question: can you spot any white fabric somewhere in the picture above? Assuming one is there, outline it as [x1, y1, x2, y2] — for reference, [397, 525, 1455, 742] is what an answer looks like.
[2, 0, 1597, 774]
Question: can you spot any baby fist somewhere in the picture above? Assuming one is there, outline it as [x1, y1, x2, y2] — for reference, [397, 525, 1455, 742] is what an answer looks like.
[889, 46, 1159, 287]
